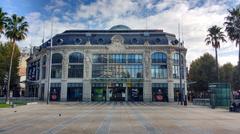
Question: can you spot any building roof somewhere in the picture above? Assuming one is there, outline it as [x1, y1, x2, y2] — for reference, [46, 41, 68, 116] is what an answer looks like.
[39, 25, 177, 49]
[109, 25, 131, 30]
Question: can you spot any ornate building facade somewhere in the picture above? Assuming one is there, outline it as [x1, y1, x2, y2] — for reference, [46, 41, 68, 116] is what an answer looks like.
[26, 25, 187, 102]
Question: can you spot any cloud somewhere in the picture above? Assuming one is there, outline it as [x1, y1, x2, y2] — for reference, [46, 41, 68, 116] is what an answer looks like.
[16, 0, 240, 67]
[44, 0, 67, 13]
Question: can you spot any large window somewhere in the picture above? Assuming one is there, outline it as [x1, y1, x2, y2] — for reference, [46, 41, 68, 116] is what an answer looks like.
[152, 83, 168, 102]
[127, 54, 142, 63]
[172, 53, 184, 79]
[128, 83, 143, 101]
[28, 84, 39, 97]
[42, 55, 46, 79]
[151, 52, 167, 79]
[174, 83, 185, 101]
[92, 54, 143, 79]
[151, 52, 167, 63]
[68, 52, 84, 78]
[92, 64, 143, 78]
[128, 54, 143, 63]
[51, 53, 62, 78]
[27, 60, 40, 81]
[93, 54, 107, 63]
[92, 83, 107, 101]
[109, 54, 126, 63]
[50, 83, 61, 101]
[40, 84, 44, 100]
[67, 83, 83, 101]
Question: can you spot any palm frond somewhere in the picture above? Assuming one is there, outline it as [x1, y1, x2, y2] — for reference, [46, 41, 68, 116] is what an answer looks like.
[4, 14, 29, 42]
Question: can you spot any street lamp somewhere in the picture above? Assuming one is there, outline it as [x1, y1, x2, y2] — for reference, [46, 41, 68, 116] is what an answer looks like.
[178, 42, 184, 105]
[177, 40, 187, 106]
[46, 21, 53, 104]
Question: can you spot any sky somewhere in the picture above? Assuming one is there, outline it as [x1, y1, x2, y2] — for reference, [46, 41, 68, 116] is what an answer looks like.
[0, 0, 240, 67]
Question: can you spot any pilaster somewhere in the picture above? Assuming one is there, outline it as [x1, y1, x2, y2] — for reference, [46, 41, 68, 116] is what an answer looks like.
[83, 80, 91, 101]
[82, 51, 92, 101]
[61, 50, 68, 101]
[143, 49, 152, 102]
[167, 49, 174, 102]
[143, 80, 152, 102]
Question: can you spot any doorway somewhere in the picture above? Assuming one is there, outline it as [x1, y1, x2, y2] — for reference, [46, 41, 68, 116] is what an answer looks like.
[128, 88, 143, 101]
[109, 87, 126, 101]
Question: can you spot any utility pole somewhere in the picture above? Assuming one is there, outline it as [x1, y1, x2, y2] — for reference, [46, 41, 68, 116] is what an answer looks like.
[178, 23, 184, 105]
[47, 20, 53, 104]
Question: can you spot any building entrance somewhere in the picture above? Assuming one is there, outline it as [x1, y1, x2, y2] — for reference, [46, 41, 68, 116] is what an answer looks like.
[91, 83, 107, 101]
[109, 87, 126, 101]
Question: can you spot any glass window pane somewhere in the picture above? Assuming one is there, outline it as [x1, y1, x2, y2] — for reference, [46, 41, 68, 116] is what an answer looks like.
[52, 53, 63, 64]
[68, 65, 84, 78]
[151, 64, 167, 79]
[69, 52, 84, 63]
[51, 65, 62, 78]
[151, 52, 167, 63]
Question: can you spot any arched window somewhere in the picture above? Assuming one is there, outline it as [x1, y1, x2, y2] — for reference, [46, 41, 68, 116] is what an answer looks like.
[52, 53, 63, 64]
[151, 52, 167, 63]
[172, 53, 184, 79]
[51, 53, 62, 78]
[42, 55, 47, 79]
[68, 52, 84, 78]
[151, 52, 167, 79]
[69, 52, 84, 63]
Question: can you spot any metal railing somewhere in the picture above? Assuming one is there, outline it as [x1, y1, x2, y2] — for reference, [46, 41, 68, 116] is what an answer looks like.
[192, 98, 210, 106]
[0, 97, 39, 105]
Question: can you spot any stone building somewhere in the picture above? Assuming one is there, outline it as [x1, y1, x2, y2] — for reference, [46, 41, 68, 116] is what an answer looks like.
[19, 47, 30, 96]
[26, 25, 187, 102]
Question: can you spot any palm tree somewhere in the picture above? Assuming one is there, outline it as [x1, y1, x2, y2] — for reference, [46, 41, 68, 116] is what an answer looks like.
[0, 8, 7, 37]
[205, 25, 226, 81]
[224, 6, 240, 69]
[5, 14, 28, 103]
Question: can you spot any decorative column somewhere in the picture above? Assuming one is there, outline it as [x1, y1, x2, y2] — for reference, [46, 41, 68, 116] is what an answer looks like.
[83, 50, 92, 102]
[167, 48, 174, 102]
[125, 87, 128, 101]
[143, 49, 152, 102]
[38, 56, 43, 98]
[61, 50, 68, 101]
[106, 85, 110, 101]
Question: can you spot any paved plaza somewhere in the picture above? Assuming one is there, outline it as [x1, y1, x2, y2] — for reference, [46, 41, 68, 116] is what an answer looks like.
[0, 102, 240, 134]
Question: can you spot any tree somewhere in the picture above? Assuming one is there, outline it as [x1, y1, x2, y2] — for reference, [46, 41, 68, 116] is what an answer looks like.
[219, 63, 234, 84]
[0, 42, 20, 97]
[0, 8, 7, 37]
[205, 25, 226, 81]
[224, 5, 240, 68]
[188, 53, 217, 95]
[232, 66, 240, 91]
[4, 14, 28, 103]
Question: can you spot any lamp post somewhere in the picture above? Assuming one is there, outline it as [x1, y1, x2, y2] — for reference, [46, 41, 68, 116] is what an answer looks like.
[46, 20, 53, 104]
[178, 42, 184, 105]
[178, 41, 187, 105]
